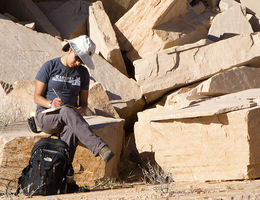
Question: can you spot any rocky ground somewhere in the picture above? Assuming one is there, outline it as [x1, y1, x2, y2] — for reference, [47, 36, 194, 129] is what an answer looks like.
[2, 179, 260, 200]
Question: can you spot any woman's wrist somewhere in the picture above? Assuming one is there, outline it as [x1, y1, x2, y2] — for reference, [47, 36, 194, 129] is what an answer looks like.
[47, 101, 52, 108]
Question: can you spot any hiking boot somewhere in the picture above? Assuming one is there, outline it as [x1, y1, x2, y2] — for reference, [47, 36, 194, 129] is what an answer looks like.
[99, 146, 114, 163]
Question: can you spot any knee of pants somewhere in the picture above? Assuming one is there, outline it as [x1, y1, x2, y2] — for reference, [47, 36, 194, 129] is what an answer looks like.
[59, 106, 86, 124]
[60, 106, 77, 117]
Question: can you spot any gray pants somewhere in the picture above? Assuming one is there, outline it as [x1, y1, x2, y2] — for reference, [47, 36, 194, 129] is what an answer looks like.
[36, 107, 106, 163]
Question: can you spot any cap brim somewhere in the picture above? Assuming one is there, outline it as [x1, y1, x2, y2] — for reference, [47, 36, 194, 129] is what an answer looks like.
[79, 53, 95, 69]
[67, 40, 95, 69]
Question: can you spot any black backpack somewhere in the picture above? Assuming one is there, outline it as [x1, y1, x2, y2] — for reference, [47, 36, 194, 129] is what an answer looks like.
[16, 137, 71, 196]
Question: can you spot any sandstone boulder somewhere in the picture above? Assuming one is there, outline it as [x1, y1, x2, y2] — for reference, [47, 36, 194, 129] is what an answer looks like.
[135, 89, 260, 181]
[152, 88, 260, 120]
[114, 0, 213, 62]
[165, 66, 260, 108]
[0, 116, 124, 190]
[134, 33, 260, 104]
[0, 16, 62, 84]
[89, 1, 127, 76]
[89, 54, 145, 127]
[88, 82, 120, 118]
[208, 5, 253, 41]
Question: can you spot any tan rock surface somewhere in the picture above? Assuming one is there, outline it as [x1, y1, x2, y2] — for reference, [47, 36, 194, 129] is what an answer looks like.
[0, 15, 62, 83]
[208, 5, 253, 41]
[134, 33, 260, 103]
[241, 0, 260, 21]
[0, 116, 124, 190]
[0, 81, 35, 125]
[153, 88, 260, 121]
[219, 0, 240, 11]
[89, 1, 127, 75]
[88, 82, 120, 118]
[114, 0, 212, 62]
[164, 82, 201, 109]
[241, 0, 260, 31]
[187, 66, 260, 96]
[165, 66, 260, 108]
[135, 90, 260, 181]
[89, 54, 145, 127]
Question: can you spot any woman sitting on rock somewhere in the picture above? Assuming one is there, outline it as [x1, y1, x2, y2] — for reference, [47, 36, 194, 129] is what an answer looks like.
[33, 35, 114, 184]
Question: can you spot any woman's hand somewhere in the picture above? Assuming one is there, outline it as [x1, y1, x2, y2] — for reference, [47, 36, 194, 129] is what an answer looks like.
[75, 106, 87, 115]
[51, 98, 64, 108]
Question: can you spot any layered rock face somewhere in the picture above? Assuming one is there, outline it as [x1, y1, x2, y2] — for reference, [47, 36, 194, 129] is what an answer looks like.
[115, 0, 212, 62]
[134, 33, 260, 103]
[135, 89, 260, 181]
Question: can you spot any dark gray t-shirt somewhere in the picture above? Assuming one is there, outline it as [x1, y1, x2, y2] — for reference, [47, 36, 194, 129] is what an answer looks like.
[35, 57, 90, 111]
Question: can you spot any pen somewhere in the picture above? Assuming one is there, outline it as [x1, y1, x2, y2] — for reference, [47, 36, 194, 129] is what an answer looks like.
[52, 88, 60, 99]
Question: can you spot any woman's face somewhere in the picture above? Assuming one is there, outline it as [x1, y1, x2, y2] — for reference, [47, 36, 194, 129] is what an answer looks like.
[67, 48, 83, 67]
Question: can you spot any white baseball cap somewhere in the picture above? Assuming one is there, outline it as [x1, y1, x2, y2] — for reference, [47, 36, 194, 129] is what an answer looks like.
[65, 35, 96, 69]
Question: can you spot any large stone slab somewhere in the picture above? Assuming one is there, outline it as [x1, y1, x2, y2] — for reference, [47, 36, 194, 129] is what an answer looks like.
[0, 15, 62, 84]
[88, 82, 120, 118]
[165, 66, 260, 108]
[89, 54, 145, 127]
[153, 88, 260, 121]
[89, 1, 127, 76]
[208, 5, 253, 41]
[134, 33, 260, 104]
[48, 0, 90, 39]
[134, 89, 260, 181]
[114, 0, 212, 62]
[0, 116, 124, 190]
[3, 0, 60, 37]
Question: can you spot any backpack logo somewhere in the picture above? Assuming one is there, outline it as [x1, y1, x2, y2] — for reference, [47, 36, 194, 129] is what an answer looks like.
[44, 157, 53, 162]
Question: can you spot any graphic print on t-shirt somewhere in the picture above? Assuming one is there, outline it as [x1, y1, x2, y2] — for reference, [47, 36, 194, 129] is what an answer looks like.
[52, 75, 81, 86]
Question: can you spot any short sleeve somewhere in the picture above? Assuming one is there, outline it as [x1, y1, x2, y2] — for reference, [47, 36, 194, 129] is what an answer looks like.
[79, 66, 90, 90]
[35, 60, 52, 83]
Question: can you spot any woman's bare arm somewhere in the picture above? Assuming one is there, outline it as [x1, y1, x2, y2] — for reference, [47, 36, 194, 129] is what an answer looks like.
[34, 80, 63, 108]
